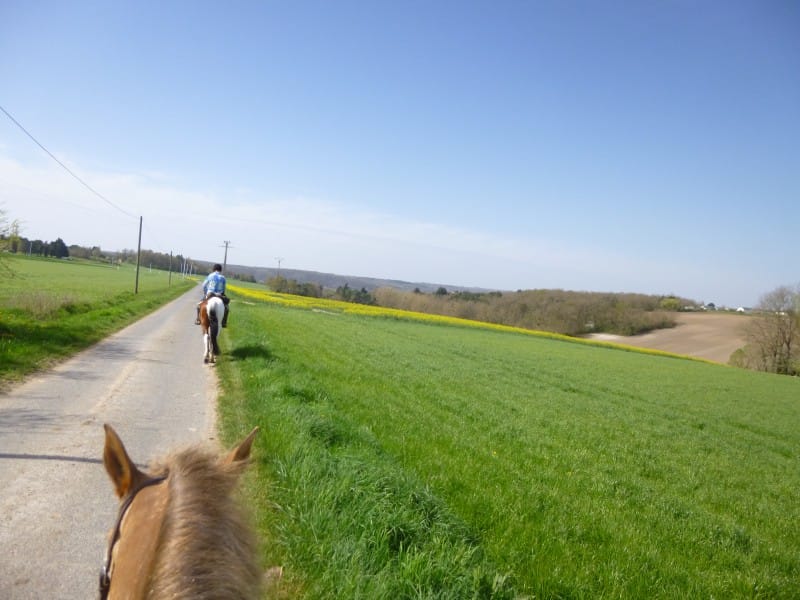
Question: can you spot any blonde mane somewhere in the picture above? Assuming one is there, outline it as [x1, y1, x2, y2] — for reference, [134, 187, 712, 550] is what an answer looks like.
[103, 425, 263, 599]
[145, 444, 262, 599]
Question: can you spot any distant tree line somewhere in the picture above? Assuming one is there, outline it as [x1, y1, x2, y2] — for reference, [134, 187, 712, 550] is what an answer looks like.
[262, 265, 693, 336]
[109, 248, 189, 272]
[266, 275, 323, 297]
[1, 231, 255, 282]
[335, 283, 376, 305]
[3, 233, 70, 259]
[265, 277, 376, 305]
[373, 287, 691, 336]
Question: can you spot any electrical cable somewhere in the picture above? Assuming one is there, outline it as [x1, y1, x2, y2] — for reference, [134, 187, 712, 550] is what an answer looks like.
[0, 104, 138, 220]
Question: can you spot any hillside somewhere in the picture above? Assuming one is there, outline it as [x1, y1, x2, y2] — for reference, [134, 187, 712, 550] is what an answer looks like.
[207, 262, 491, 294]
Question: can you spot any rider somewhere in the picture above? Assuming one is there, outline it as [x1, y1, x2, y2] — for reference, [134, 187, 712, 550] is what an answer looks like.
[196, 263, 230, 327]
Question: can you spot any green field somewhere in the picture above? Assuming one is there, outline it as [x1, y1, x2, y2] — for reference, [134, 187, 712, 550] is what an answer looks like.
[217, 291, 799, 599]
[0, 254, 193, 383]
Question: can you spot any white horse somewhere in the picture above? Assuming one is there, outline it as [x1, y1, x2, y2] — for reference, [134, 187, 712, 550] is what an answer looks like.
[199, 295, 226, 364]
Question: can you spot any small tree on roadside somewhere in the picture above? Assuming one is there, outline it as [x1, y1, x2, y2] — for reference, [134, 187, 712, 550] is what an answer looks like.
[739, 285, 800, 375]
[0, 207, 21, 273]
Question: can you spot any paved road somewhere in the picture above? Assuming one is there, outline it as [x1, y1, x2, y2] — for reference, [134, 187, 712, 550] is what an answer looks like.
[0, 287, 219, 599]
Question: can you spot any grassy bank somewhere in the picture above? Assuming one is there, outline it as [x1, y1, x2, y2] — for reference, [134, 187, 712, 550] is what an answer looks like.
[217, 288, 799, 598]
[0, 254, 193, 384]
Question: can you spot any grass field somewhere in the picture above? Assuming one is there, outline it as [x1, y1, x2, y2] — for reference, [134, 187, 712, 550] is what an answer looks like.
[217, 286, 799, 599]
[0, 254, 193, 383]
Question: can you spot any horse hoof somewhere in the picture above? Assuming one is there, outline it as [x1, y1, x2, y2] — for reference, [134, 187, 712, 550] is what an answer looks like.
[204, 357, 209, 364]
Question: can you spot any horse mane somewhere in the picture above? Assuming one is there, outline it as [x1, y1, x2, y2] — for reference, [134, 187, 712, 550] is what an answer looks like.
[145, 444, 262, 599]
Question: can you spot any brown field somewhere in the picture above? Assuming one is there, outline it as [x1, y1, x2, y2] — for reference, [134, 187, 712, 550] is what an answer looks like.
[586, 312, 750, 363]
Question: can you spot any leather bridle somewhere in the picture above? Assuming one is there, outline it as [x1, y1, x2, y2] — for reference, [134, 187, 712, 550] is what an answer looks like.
[99, 475, 167, 600]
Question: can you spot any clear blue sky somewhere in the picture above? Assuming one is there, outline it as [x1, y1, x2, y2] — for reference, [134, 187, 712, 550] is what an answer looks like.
[1, 1, 798, 307]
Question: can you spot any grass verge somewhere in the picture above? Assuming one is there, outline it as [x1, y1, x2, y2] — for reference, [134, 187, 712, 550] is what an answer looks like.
[0, 255, 193, 384]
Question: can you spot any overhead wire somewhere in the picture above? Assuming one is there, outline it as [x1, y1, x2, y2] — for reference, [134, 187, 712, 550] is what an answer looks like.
[0, 103, 138, 220]
[0, 104, 346, 261]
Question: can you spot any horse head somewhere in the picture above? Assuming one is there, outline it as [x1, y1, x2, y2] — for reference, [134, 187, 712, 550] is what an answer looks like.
[101, 425, 261, 599]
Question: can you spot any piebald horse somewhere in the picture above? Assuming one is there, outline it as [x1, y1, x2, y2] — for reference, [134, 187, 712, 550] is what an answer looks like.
[101, 424, 262, 599]
[199, 295, 226, 364]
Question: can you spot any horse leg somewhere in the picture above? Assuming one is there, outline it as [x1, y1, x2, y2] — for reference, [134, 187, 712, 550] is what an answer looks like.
[203, 332, 210, 363]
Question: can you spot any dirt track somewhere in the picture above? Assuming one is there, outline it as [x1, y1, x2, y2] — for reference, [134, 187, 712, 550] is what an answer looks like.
[586, 312, 750, 363]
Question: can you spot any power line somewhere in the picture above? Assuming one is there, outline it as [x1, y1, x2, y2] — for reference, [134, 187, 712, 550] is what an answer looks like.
[0, 104, 138, 220]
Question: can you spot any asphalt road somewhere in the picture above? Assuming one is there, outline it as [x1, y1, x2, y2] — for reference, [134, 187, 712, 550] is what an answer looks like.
[0, 286, 219, 599]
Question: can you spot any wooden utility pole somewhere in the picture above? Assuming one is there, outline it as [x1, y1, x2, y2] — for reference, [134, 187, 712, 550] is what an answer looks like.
[134, 216, 142, 294]
[221, 240, 232, 272]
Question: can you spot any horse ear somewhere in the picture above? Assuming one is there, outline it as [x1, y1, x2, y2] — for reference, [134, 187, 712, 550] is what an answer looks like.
[103, 424, 146, 498]
[224, 427, 259, 465]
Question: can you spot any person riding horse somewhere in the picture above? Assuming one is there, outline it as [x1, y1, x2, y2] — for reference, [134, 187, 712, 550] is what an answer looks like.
[196, 263, 230, 327]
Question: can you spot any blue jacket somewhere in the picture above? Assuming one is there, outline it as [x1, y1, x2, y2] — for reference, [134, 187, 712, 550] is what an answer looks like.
[203, 271, 226, 297]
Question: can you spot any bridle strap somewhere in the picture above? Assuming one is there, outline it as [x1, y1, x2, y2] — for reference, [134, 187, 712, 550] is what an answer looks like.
[99, 475, 167, 600]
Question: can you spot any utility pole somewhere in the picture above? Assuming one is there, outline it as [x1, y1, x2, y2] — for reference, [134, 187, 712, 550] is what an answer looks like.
[134, 216, 142, 294]
[275, 256, 284, 277]
[221, 240, 232, 272]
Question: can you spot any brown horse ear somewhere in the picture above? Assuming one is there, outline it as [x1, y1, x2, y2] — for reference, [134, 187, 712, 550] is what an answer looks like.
[103, 424, 146, 498]
[223, 427, 259, 465]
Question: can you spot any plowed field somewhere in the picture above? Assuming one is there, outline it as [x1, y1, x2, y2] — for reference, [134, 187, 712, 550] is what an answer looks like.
[586, 312, 750, 363]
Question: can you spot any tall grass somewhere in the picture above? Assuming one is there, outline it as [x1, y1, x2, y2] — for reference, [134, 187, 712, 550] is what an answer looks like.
[0, 254, 193, 383]
[217, 290, 799, 598]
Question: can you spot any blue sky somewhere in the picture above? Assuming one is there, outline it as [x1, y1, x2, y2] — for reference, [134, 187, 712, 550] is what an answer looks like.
[1, 1, 797, 307]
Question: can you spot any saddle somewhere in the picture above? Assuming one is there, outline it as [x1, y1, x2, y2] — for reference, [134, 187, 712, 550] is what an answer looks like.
[206, 292, 230, 306]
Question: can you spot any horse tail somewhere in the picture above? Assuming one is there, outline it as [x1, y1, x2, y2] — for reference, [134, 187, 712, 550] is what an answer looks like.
[207, 297, 224, 355]
[210, 320, 220, 355]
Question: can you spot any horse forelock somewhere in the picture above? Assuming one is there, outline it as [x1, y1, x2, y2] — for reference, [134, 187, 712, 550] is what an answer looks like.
[145, 445, 262, 599]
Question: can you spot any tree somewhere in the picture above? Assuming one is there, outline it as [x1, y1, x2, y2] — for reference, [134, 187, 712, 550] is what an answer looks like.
[0, 207, 21, 272]
[49, 237, 69, 258]
[659, 296, 682, 311]
[740, 285, 800, 375]
[267, 275, 289, 293]
[335, 283, 374, 305]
